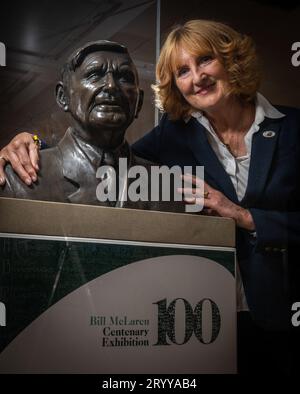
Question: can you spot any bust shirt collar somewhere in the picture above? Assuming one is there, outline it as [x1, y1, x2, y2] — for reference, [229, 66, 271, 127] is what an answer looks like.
[70, 129, 128, 168]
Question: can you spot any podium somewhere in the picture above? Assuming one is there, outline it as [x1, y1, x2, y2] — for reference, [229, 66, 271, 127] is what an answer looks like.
[0, 197, 236, 373]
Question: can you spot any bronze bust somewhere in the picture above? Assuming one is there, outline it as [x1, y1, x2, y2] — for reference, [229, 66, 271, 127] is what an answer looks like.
[0, 41, 183, 212]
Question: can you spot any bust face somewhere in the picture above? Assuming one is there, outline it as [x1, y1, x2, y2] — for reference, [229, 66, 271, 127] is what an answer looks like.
[66, 50, 139, 146]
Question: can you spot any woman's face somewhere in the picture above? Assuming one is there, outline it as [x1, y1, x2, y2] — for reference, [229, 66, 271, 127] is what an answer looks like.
[174, 47, 230, 113]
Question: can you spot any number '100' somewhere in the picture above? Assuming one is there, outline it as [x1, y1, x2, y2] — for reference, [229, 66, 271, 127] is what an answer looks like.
[154, 298, 221, 345]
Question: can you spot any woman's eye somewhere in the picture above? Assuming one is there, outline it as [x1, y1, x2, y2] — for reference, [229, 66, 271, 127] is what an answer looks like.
[177, 67, 190, 78]
[199, 55, 214, 66]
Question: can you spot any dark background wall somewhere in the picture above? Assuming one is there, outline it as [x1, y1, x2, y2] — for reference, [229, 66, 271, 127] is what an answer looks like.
[0, 0, 299, 148]
[0, 0, 157, 147]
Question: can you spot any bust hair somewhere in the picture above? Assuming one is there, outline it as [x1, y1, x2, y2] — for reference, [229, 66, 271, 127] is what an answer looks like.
[153, 19, 261, 120]
[60, 40, 135, 87]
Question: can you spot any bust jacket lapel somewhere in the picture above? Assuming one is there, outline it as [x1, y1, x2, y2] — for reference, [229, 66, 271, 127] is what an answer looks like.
[58, 128, 100, 204]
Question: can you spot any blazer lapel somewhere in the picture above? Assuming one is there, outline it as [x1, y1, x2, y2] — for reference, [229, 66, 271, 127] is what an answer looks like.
[58, 128, 100, 204]
[241, 118, 281, 206]
[186, 118, 239, 203]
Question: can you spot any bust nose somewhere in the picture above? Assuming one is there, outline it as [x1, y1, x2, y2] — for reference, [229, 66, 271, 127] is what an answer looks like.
[102, 72, 117, 92]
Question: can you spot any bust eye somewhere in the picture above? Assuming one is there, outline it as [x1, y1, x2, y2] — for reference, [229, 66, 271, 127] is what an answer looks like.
[86, 70, 104, 82]
[119, 70, 135, 83]
[87, 73, 98, 81]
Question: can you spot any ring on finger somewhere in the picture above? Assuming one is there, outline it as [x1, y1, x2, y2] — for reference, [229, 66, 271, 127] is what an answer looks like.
[204, 191, 210, 198]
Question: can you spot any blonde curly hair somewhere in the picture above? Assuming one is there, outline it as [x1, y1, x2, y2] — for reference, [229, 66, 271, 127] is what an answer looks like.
[153, 20, 261, 120]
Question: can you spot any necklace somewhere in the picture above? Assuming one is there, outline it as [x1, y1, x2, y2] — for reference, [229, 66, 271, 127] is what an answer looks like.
[221, 133, 247, 158]
[206, 101, 255, 157]
[215, 105, 255, 158]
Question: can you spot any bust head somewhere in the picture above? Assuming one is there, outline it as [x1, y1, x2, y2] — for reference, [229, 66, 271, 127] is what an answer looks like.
[56, 40, 144, 148]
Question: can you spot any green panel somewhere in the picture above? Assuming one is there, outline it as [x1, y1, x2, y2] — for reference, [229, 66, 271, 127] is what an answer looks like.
[0, 237, 234, 352]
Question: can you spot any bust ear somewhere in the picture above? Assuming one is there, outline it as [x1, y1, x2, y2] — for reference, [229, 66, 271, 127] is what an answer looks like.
[134, 88, 144, 118]
[56, 82, 69, 112]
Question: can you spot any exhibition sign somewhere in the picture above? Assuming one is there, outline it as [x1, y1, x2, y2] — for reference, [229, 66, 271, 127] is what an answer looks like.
[0, 198, 236, 373]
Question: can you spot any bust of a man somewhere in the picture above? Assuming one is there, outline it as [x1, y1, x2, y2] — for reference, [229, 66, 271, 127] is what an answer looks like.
[0, 40, 183, 212]
[58, 40, 143, 150]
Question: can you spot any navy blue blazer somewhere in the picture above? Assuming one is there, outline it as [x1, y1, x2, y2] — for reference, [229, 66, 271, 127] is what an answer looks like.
[132, 106, 300, 330]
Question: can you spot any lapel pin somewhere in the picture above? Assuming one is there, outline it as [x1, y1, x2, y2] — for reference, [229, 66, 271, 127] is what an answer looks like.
[263, 130, 276, 138]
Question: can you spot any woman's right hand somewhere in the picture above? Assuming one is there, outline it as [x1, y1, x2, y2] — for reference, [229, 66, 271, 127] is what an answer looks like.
[0, 132, 40, 186]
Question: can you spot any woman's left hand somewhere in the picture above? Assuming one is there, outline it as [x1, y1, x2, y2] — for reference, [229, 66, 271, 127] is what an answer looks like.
[180, 174, 255, 231]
